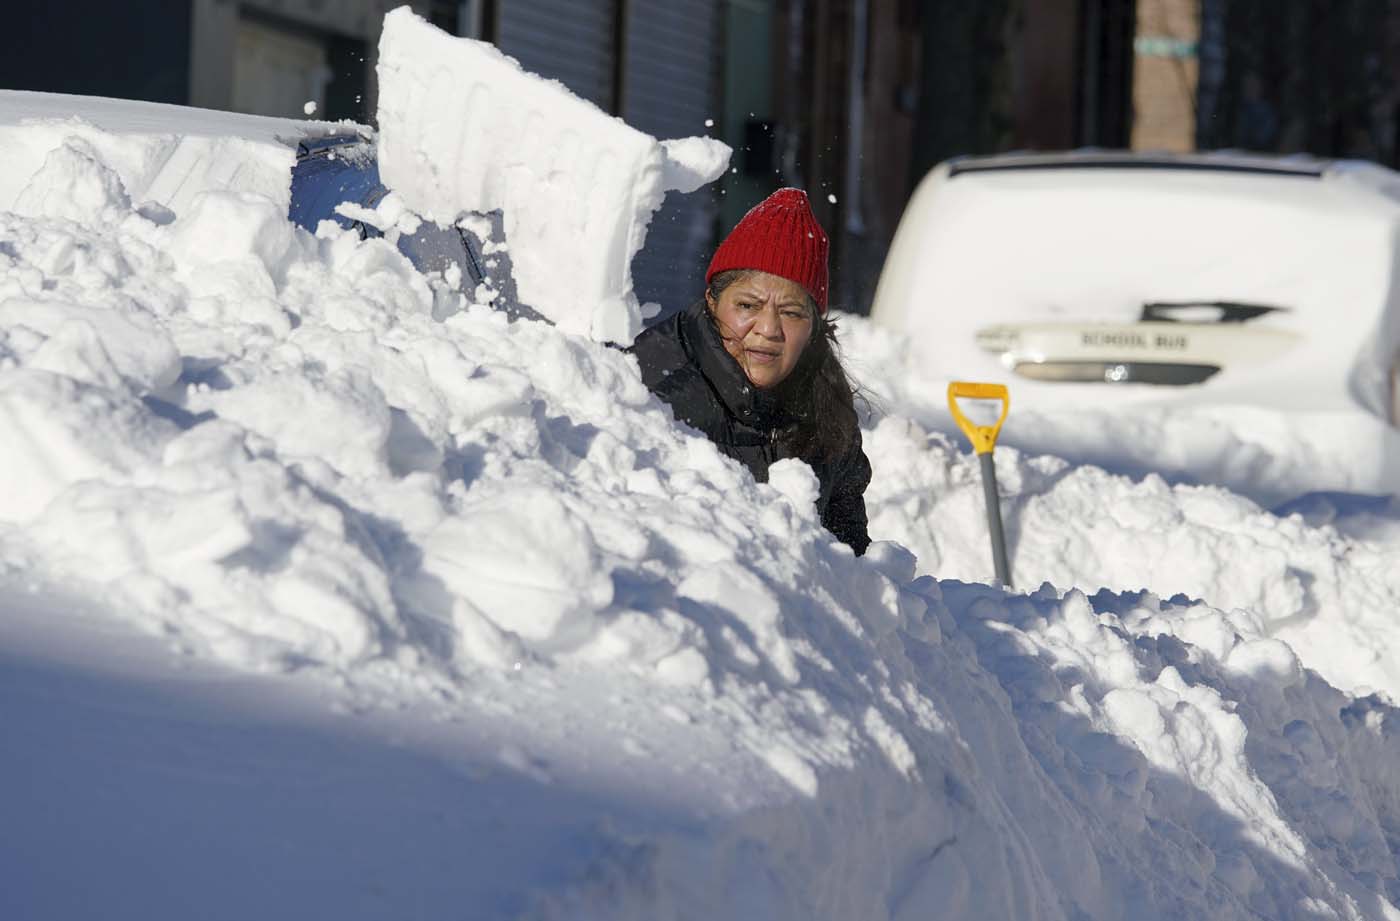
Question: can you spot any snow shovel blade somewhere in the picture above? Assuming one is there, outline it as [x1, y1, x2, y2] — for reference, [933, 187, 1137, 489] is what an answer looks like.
[947, 381, 1012, 587]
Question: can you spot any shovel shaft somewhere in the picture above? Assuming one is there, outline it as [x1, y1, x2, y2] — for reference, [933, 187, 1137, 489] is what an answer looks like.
[979, 452, 1012, 587]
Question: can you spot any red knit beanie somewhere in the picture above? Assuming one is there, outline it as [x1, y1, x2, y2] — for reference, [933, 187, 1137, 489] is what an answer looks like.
[706, 188, 830, 312]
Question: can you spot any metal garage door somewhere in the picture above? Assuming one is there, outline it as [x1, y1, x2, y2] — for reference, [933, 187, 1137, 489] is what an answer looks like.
[495, 0, 616, 110]
[623, 1, 722, 316]
[493, 0, 721, 319]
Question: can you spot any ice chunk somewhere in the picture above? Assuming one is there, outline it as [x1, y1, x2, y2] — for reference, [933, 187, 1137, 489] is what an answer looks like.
[165, 190, 304, 285]
[13, 137, 131, 224]
[0, 370, 170, 523]
[767, 457, 820, 515]
[416, 488, 614, 654]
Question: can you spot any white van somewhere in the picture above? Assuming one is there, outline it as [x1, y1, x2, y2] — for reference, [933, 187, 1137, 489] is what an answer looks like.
[868, 150, 1400, 427]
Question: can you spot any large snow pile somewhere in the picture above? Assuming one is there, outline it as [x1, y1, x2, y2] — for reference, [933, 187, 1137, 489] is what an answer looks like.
[376, 7, 729, 343]
[6, 18, 1400, 921]
[855, 415, 1400, 700]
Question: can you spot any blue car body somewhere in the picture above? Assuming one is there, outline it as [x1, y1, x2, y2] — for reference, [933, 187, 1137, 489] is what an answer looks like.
[288, 133, 528, 318]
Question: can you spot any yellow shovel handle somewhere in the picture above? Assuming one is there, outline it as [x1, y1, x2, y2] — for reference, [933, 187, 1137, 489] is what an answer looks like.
[947, 381, 1010, 455]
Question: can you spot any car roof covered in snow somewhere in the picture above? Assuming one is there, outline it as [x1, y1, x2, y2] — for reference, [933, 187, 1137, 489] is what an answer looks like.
[0, 89, 357, 144]
[0, 89, 366, 217]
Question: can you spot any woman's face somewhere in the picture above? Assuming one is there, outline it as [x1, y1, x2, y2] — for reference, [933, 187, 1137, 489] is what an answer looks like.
[706, 271, 815, 390]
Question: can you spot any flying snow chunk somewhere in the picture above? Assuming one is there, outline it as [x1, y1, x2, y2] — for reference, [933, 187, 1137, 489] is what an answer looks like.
[375, 8, 730, 344]
[660, 138, 730, 195]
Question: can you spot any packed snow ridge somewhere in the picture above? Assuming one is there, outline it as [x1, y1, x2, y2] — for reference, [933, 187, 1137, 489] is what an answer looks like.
[4, 8, 1400, 919]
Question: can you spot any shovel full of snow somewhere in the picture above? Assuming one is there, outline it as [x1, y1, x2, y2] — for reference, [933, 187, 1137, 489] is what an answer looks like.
[947, 382, 1012, 588]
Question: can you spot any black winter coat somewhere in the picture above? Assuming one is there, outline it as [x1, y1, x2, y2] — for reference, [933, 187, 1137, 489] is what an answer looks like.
[630, 301, 872, 555]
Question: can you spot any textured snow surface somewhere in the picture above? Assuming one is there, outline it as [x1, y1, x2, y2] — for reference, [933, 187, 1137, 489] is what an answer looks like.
[376, 8, 729, 344]
[850, 413, 1400, 702]
[0, 89, 344, 218]
[6, 64, 1400, 921]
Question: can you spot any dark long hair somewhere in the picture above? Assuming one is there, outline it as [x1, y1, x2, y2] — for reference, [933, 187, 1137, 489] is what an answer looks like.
[706, 269, 862, 465]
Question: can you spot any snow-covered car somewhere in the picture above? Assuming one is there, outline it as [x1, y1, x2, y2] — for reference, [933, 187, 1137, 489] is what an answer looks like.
[869, 150, 1400, 427]
[0, 90, 527, 321]
[287, 132, 529, 319]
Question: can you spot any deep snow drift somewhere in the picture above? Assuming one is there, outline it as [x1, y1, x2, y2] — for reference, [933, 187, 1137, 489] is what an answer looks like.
[4, 10, 1400, 920]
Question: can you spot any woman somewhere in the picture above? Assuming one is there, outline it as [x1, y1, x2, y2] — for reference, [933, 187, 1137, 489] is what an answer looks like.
[631, 188, 871, 554]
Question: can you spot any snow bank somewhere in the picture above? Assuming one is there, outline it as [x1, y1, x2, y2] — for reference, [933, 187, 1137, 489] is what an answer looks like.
[940, 581, 1400, 920]
[375, 7, 729, 344]
[6, 47, 1400, 921]
[859, 415, 1400, 701]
